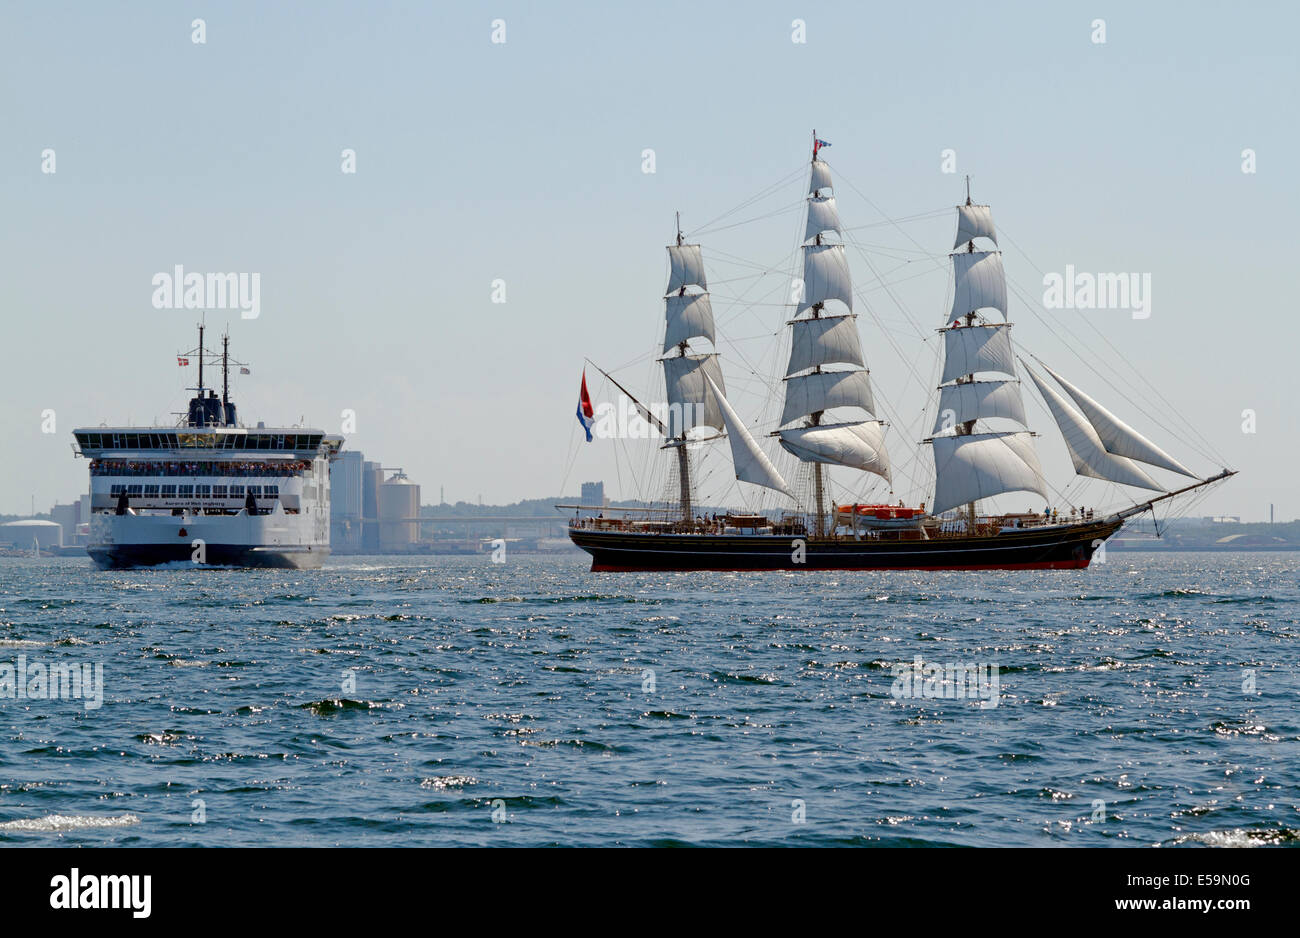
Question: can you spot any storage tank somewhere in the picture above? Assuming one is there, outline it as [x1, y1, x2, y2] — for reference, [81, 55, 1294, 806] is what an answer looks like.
[0, 519, 63, 549]
[377, 473, 420, 551]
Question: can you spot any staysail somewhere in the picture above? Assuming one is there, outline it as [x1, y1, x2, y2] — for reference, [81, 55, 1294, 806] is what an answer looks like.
[704, 374, 793, 498]
[1037, 362, 1195, 477]
[1024, 364, 1163, 492]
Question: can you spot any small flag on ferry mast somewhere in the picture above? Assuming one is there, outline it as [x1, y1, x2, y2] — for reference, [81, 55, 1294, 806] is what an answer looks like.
[177, 357, 189, 366]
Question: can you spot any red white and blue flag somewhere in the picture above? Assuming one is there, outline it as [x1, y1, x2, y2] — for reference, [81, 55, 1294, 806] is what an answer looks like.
[576, 369, 595, 442]
[813, 137, 831, 158]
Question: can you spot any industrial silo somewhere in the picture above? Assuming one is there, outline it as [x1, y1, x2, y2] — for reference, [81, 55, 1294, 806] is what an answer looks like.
[377, 472, 420, 551]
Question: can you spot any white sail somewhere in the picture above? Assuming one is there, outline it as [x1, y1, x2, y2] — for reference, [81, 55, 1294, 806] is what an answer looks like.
[804, 196, 842, 243]
[798, 244, 853, 314]
[786, 315, 865, 376]
[781, 369, 875, 427]
[941, 323, 1016, 384]
[950, 251, 1007, 320]
[666, 244, 707, 294]
[778, 420, 891, 483]
[662, 353, 725, 433]
[931, 431, 1049, 516]
[954, 204, 997, 248]
[933, 379, 1027, 433]
[1025, 366, 1164, 492]
[1039, 363, 1195, 477]
[703, 374, 793, 498]
[663, 293, 715, 352]
[809, 160, 832, 194]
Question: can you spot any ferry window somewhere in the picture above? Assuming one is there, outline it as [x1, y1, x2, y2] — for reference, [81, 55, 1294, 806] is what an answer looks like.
[230, 485, 244, 497]
[161, 485, 176, 497]
[127, 485, 143, 496]
[111, 434, 121, 448]
[144, 485, 160, 497]
[248, 485, 262, 497]
[178, 484, 194, 497]
[110, 485, 123, 496]
[195, 484, 211, 497]
[212, 485, 227, 498]
[266, 485, 279, 497]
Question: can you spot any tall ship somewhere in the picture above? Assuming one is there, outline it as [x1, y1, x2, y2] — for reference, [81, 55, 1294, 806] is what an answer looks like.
[73, 325, 342, 569]
[567, 135, 1234, 571]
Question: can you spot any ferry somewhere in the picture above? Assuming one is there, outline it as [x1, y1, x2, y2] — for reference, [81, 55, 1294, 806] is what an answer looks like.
[73, 326, 342, 569]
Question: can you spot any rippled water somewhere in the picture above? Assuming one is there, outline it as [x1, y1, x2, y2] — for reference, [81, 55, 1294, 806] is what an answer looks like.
[0, 552, 1296, 846]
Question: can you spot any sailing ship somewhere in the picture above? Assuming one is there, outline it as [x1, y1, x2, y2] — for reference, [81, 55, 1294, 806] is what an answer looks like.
[566, 135, 1234, 571]
[73, 325, 342, 569]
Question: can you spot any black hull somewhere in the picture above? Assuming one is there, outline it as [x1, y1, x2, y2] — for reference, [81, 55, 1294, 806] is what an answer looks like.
[570, 519, 1123, 571]
[88, 544, 327, 570]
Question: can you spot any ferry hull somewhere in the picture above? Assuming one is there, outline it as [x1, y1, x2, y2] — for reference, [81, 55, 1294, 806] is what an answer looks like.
[86, 509, 331, 571]
[570, 519, 1123, 572]
[88, 543, 328, 570]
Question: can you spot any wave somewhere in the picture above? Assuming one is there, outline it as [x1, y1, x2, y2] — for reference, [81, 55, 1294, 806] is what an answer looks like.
[420, 775, 478, 790]
[296, 697, 381, 715]
[1163, 827, 1300, 848]
[0, 813, 139, 832]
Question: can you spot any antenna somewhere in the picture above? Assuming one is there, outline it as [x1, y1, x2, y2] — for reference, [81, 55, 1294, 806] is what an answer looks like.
[965, 174, 972, 206]
[222, 332, 230, 420]
[197, 322, 205, 394]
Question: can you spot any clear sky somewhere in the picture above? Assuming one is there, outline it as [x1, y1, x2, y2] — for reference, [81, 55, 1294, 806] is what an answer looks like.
[2, 1, 1294, 521]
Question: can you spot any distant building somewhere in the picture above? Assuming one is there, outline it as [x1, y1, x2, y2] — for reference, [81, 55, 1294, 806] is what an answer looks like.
[330, 450, 364, 551]
[362, 460, 383, 550]
[581, 481, 605, 507]
[49, 501, 82, 545]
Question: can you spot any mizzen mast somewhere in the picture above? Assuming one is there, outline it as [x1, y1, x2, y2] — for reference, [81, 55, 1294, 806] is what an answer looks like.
[661, 212, 725, 522]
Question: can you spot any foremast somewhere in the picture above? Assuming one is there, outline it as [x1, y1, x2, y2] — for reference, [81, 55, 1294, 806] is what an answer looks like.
[927, 181, 1049, 520]
[775, 133, 890, 535]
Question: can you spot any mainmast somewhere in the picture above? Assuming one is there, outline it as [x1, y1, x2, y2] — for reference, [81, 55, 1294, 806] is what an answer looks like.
[661, 213, 725, 523]
[928, 185, 1048, 518]
[775, 133, 890, 536]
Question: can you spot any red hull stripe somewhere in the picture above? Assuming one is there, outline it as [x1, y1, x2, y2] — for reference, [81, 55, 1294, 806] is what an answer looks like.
[590, 559, 1090, 572]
